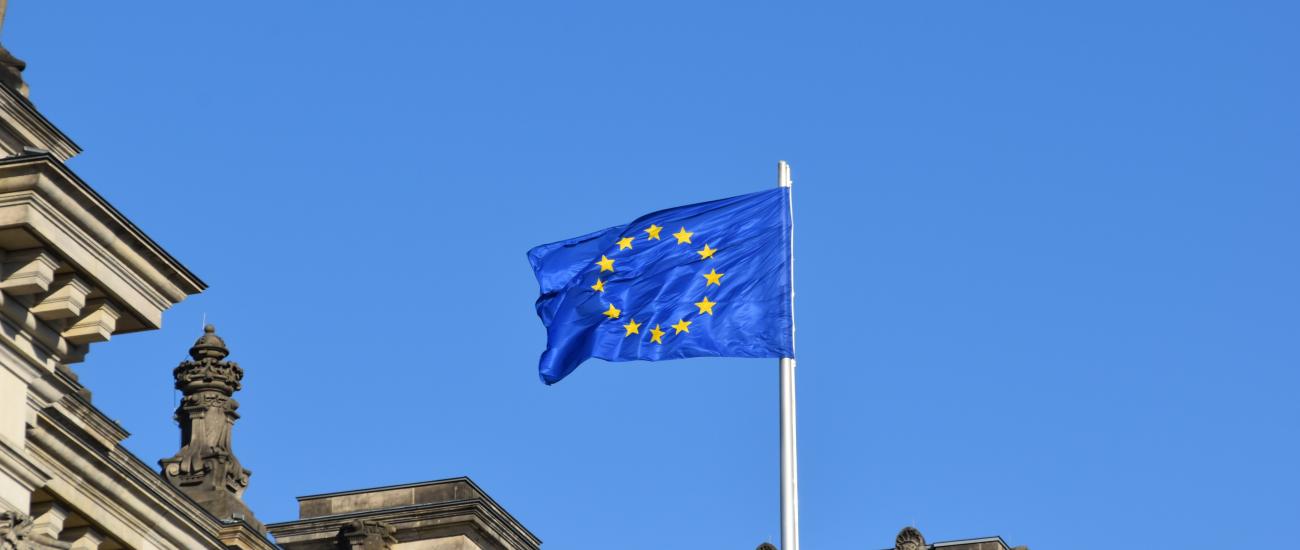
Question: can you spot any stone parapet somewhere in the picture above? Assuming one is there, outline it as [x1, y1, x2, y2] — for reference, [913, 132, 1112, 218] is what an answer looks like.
[269, 478, 541, 550]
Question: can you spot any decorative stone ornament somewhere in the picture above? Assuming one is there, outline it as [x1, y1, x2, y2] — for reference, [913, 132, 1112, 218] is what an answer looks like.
[0, 512, 33, 550]
[338, 519, 398, 550]
[896, 526, 927, 550]
[159, 325, 263, 532]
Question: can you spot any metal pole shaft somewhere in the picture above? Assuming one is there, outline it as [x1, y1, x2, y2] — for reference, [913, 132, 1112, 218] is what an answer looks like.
[777, 161, 799, 550]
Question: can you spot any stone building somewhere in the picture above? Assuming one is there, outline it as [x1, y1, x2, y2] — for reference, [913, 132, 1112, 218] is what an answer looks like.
[0, 15, 1021, 550]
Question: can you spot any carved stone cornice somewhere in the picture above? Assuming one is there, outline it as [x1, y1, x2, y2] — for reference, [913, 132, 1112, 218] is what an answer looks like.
[0, 433, 48, 500]
[0, 154, 203, 375]
[0, 154, 205, 327]
[24, 413, 266, 549]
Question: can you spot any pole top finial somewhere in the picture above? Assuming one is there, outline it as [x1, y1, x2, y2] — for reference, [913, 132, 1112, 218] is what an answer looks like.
[189, 324, 229, 360]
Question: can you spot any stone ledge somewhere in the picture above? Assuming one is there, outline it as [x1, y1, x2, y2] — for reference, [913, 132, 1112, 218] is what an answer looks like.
[269, 478, 541, 550]
[0, 84, 80, 162]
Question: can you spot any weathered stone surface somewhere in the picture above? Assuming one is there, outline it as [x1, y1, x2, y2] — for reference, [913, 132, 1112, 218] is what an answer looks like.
[61, 299, 120, 345]
[270, 478, 539, 550]
[0, 249, 57, 296]
[896, 526, 925, 550]
[339, 519, 397, 550]
[299, 479, 485, 519]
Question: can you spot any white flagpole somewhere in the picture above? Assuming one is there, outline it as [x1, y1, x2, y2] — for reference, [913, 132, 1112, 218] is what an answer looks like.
[777, 160, 799, 550]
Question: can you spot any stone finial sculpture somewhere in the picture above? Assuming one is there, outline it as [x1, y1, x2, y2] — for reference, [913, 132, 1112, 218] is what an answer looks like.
[159, 325, 263, 531]
[895, 526, 926, 550]
[755, 543, 778, 550]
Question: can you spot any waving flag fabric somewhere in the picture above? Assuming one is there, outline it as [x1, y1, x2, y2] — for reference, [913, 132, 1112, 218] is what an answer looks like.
[528, 188, 793, 385]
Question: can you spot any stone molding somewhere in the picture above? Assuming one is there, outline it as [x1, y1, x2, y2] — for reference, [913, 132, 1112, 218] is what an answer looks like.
[60, 299, 119, 346]
[0, 288, 84, 372]
[0, 84, 79, 162]
[0, 154, 203, 371]
[0, 154, 205, 327]
[25, 411, 270, 550]
[54, 526, 102, 549]
[0, 435, 48, 509]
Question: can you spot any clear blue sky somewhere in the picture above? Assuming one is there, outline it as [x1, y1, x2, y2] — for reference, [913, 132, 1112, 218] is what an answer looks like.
[10, 2, 1297, 548]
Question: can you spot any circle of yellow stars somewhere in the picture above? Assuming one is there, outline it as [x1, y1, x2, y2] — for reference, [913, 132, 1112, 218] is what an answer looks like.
[592, 223, 722, 345]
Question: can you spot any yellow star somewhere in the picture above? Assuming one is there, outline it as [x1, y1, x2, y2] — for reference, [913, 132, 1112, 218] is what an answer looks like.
[603, 303, 621, 320]
[623, 318, 641, 336]
[697, 244, 716, 260]
[703, 268, 724, 286]
[591, 278, 605, 293]
[616, 236, 635, 250]
[694, 296, 716, 315]
[596, 255, 615, 272]
[645, 224, 663, 240]
[671, 318, 691, 334]
[673, 227, 693, 244]
[649, 324, 665, 344]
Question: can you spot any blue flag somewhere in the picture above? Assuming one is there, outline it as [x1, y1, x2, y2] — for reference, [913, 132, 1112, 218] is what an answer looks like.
[528, 188, 794, 384]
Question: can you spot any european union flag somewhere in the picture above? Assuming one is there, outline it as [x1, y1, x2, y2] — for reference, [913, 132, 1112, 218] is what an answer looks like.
[528, 188, 794, 385]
